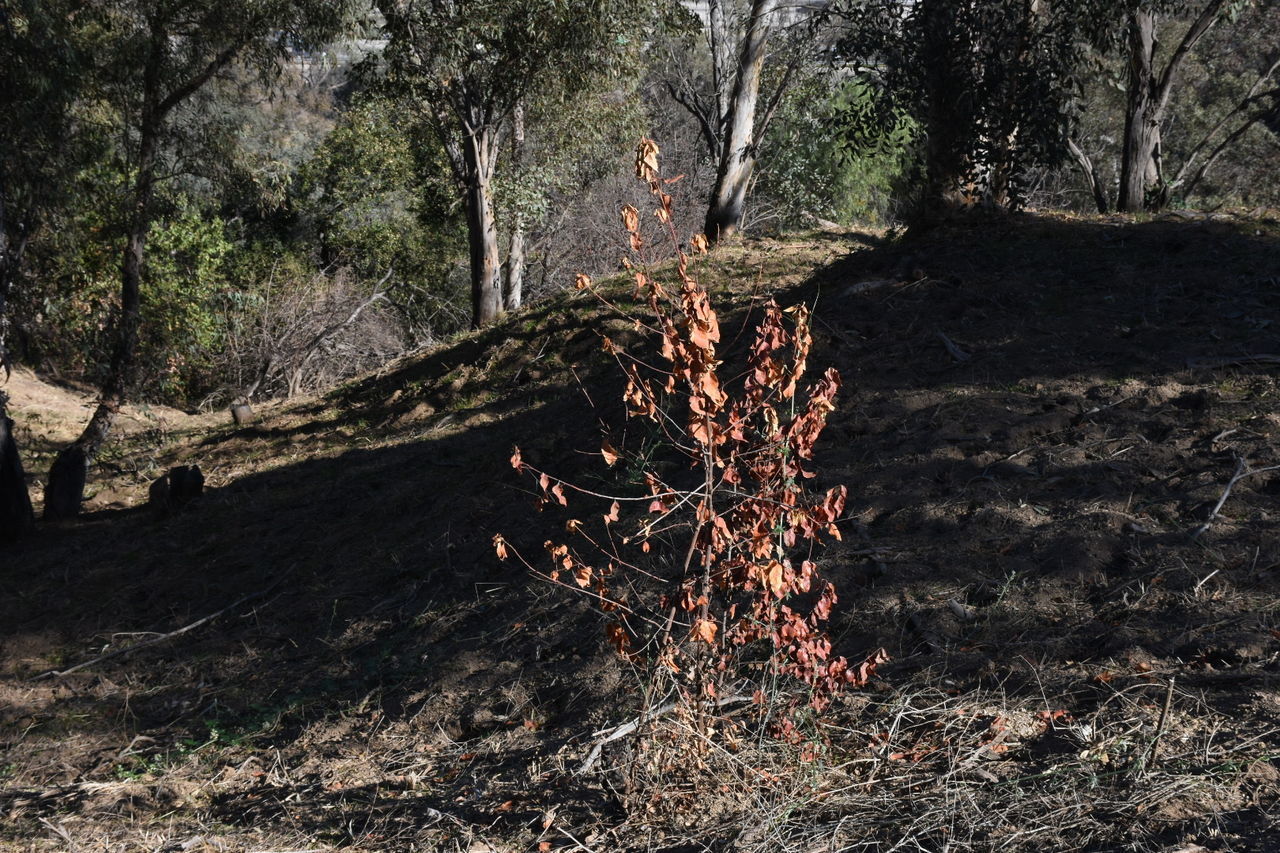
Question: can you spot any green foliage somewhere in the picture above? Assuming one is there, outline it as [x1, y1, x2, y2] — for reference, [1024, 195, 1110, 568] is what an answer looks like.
[300, 95, 461, 268]
[493, 84, 650, 228]
[297, 94, 468, 337]
[22, 198, 234, 403]
[836, 0, 1088, 212]
[139, 204, 233, 399]
[378, 0, 652, 125]
[757, 80, 914, 226]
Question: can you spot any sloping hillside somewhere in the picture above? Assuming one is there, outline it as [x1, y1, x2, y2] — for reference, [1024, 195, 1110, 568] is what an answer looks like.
[3, 214, 1279, 853]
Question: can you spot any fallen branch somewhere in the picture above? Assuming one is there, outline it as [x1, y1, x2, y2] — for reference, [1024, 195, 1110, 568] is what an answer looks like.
[1185, 353, 1280, 369]
[33, 572, 292, 680]
[1142, 677, 1176, 775]
[1189, 457, 1280, 541]
[937, 331, 971, 363]
[839, 279, 897, 298]
[577, 694, 754, 775]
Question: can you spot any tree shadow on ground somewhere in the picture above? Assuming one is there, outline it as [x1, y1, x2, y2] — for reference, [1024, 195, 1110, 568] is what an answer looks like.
[2, 212, 1278, 852]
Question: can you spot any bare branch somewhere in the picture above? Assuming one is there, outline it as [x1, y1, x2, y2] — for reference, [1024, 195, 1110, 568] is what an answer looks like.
[1172, 53, 1280, 189]
[1154, 0, 1230, 118]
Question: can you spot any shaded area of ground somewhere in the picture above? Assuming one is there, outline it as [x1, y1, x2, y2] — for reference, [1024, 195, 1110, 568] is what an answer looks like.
[2, 217, 1279, 852]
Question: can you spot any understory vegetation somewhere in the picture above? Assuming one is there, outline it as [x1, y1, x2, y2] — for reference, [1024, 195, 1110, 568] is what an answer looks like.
[2, 1, 1279, 851]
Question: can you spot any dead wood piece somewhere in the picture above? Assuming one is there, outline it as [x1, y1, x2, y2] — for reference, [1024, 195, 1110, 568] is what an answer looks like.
[43, 446, 87, 520]
[0, 411, 34, 540]
[838, 279, 897, 298]
[149, 465, 204, 515]
[937, 331, 972, 362]
[33, 571, 289, 680]
[577, 694, 753, 775]
[1189, 457, 1280, 540]
[947, 598, 977, 622]
[230, 401, 255, 425]
[1142, 677, 1176, 774]
[1185, 353, 1280, 369]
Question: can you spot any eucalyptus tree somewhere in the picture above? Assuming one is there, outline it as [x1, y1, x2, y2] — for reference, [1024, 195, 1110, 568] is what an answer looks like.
[1061, 0, 1276, 212]
[376, 0, 662, 328]
[664, 0, 829, 242]
[1, 0, 96, 534]
[836, 0, 1085, 222]
[42, 0, 362, 520]
[1113, 0, 1273, 211]
[1, 1, 75, 357]
[701, 0, 778, 243]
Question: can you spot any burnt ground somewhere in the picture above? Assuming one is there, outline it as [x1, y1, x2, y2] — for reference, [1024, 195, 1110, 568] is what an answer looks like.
[1, 211, 1279, 852]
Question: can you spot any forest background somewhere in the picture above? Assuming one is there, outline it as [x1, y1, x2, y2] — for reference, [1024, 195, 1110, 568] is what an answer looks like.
[1, 0, 1278, 513]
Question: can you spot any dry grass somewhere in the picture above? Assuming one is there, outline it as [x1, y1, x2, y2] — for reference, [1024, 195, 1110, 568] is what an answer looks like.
[3, 216, 1280, 852]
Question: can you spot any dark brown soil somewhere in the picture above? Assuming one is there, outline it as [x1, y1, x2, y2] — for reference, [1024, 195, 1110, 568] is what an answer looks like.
[2, 212, 1278, 852]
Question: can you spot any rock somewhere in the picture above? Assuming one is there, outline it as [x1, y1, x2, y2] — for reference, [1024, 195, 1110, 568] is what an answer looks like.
[44, 446, 87, 520]
[230, 402, 254, 425]
[0, 412, 34, 540]
[149, 465, 204, 515]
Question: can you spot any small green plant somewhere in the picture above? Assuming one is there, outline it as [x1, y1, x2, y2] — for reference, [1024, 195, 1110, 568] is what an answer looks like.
[496, 140, 884, 743]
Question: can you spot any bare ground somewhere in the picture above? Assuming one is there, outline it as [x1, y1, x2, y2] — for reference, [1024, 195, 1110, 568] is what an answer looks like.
[2, 212, 1278, 852]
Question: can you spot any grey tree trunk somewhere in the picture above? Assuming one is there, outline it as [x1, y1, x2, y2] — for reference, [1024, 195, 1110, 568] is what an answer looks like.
[1118, 0, 1229, 212]
[504, 224, 525, 314]
[0, 399, 34, 541]
[45, 53, 162, 519]
[916, 0, 971, 222]
[464, 128, 503, 328]
[1119, 8, 1159, 213]
[704, 0, 776, 244]
[0, 181, 29, 372]
[503, 102, 525, 313]
[1067, 137, 1110, 214]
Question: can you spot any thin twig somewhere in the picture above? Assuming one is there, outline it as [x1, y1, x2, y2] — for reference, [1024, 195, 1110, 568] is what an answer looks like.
[937, 331, 971, 362]
[577, 694, 753, 775]
[38, 820, 82, 853]
[33, 572, 293, 680]
[1189, 458, 1280, 540]
[1185, 353, 1280, 369]
[1144, 677, 1176, 773]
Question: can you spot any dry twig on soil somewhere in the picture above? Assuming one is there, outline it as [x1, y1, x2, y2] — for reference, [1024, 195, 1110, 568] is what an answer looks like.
[32, 570, 293, 680]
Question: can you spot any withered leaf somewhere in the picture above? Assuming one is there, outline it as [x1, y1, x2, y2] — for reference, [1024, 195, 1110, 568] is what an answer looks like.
[601, 438, 620, 467]
[693, 618, 719, 644]
[621, 204, 640, 233]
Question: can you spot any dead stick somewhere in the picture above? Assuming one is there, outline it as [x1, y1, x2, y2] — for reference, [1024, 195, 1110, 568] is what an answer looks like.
[33, 573, 292, 680]
[1144, 677, 1176, 772]
[1185, 353, 1280, 369]
[1190, 458, 1280, 540]
[577, 694, 753, 775]
[936, 331, 971, 362]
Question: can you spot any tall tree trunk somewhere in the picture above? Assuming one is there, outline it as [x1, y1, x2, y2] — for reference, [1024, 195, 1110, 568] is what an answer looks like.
[1117, 0, 1228, 212]
[1119, 8, 1159, 213]
[985, 0, 1046, 208]
[916, 0, 971, 223]
[503, 102, 525, 313]
[704, 0, 776, 244]
[707, 0, 734, 140]
[45, 99, 160, 519]
[463, 128, 503, 328]
[0, 185, 35, 539]
[1067, 137, 1110, 214]
[0, 180, 27, 370]
[0, 398, 34, 541]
